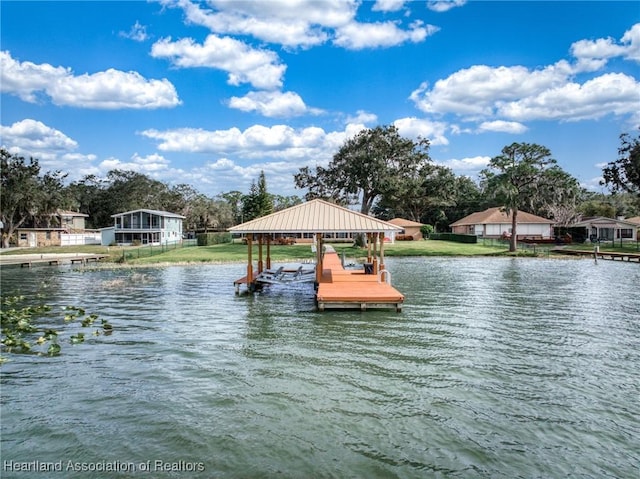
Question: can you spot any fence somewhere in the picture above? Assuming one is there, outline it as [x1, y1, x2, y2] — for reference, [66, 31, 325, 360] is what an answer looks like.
[61, 233, 102, 246]
[120, 239, 197, 261]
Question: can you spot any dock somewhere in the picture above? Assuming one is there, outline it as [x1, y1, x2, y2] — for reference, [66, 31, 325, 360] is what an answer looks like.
[316, 251, 404, 312]
[0, 253, 109, 268]
[554, 249, 640, 262]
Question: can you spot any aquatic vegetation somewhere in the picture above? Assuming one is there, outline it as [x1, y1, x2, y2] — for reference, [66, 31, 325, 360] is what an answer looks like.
[0, 296, 111, 363]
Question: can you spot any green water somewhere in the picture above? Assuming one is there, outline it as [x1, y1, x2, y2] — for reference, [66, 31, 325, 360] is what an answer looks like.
[1, 258, 638, 478]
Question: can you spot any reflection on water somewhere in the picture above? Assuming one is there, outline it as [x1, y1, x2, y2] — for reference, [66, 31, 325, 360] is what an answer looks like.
[1, 258, 639, 478]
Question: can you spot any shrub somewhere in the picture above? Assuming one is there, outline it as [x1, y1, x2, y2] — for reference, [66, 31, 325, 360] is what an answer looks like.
[197, 232, 232, 246]
[429, 233, 478, 244]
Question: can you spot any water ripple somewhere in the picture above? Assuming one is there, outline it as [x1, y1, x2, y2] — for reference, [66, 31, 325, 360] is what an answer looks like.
[1, 259, 639, 478]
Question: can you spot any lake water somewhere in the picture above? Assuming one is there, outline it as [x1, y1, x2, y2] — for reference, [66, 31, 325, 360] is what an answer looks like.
[1, 258, 639, 478]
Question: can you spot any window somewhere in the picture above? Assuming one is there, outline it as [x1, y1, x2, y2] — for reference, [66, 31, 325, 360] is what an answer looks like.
[20, 233, 27, 240]
[46, 232, 51, 240]
[618, 228, 633, 239]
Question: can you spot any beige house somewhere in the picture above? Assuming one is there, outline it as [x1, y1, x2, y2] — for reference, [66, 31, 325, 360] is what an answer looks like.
[450, 207, 554, 239]
[572, 216, 638, 242]
[17, 228, 65, 247]
[387, 218, 424, 240]
[57, 210, 89, 232]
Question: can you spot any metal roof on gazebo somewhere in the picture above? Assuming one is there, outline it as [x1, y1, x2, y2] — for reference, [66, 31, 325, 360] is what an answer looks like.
[228, 199, 402, 234]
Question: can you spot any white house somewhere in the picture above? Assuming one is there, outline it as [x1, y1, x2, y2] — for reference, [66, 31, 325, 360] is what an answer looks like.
[572, 216, 638, 243]
[111, 209, 185, 246]
[450, 207, 554, 239]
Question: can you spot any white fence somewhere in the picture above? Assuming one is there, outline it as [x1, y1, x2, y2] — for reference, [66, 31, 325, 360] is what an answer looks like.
[61, 233, 102, 246]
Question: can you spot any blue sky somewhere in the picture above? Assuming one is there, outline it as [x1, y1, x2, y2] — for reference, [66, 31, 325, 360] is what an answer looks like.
[1, 1, 639, 198]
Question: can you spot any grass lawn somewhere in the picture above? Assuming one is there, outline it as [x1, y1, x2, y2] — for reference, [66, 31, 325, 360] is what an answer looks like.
[559, 242, 640, 254]
[124, 239, 510, 265]
[0, 244, 125, 262]
[2, 239, 565, 266]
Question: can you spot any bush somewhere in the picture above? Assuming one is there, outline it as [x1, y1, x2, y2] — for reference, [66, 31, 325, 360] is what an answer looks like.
[429, 233, 478, 244]
[197, 232, 232, 246]
[420, 224, 434, 238]
[395, 235, 414, 241]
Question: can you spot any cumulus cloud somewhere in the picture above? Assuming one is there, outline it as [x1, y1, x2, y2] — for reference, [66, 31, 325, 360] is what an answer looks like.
[345, 110, 378, 125]
[119, 21, 150, 42]
[0, 51, 181, 109]
[477, 121, 528, 134]
[410, 60, 639, 124]
[162, 0, 435, 51]
[372, 0, 407, 12]
[497, 73, 639, 122]
[140, 123, 348, 161]
[427, 0, 466, 13]
[436, 155, 491, 173]
[99, 153, 171, 173]
[0, 119, 78, 152]
[227, 90, 323, 118]
[393, 117, 449, 146]
[151, 35, 286, 90]
[334, 20, 438, 49]
[571, 23, 640, 69]
[161, 0, 347, 49]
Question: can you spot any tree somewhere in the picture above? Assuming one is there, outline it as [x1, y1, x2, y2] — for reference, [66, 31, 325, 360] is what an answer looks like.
[241, 171, 273, 222]
[602, 130, 640, 195]
[1, 150, 45, 247]
[294, 125, 431, 215]
[481, 142, 573, 252]
[373, 164, 457, 225]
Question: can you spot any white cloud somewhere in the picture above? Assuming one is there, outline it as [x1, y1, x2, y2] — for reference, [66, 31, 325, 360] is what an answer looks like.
[477, 120, 528, 134]
[227, 90, 322, 118]
[0, 51, 180, 109]
[334, 20, 438, 50]
[372, 0, 407, 12]
[151, 35, 286, 90]
[393, 117, 449, 145]
[427, 0, 466, 13]
[345, 110, 378, 125]
[119, 21, 150, 42]
[140, 124, 347, 161]
[99, 153, 171, 173]
[0, 119, 78, 152]
[436, 155, 490, 173]
[163, 0, 436, 51]
[571, 23, 640, 69]
[410, 55, 639, 124]
[161, 0, 357, 49]
[498, 73, 640, 122]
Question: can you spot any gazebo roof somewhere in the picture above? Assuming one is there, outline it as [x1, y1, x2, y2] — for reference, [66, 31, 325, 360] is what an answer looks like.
[228, 199, 402, 234]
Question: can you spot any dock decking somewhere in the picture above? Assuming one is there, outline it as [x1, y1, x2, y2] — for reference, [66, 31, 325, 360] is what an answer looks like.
[554, 249, 640, 262]
[0, 253, 108, 268]
[316, 251, 404, 312]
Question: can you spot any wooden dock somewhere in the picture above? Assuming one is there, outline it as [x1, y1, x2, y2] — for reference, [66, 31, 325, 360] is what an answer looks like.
[316, 251, 404, 312]
[0, 253, 108, 268]
[554, 249, 640, 262]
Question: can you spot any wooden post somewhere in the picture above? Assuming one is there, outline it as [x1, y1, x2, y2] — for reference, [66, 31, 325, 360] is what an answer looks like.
[367, 233, 372, 263]
[315, 233, 323, 283]
[258, 234, 264, 273]
[379, 232, 385, 272]
[266, 235, 271, 270]
[246, 233, 254, 284]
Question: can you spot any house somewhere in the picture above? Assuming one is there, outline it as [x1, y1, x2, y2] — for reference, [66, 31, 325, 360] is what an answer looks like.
[56, 210, 89, 232]
[111, 209, 185, 245]
[450, 207, 554, 239]
[387, 218, 424, 240]
[571, 217, 638, 243]
[16, 228, 65, 247]
[627, 216, 640, 227]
